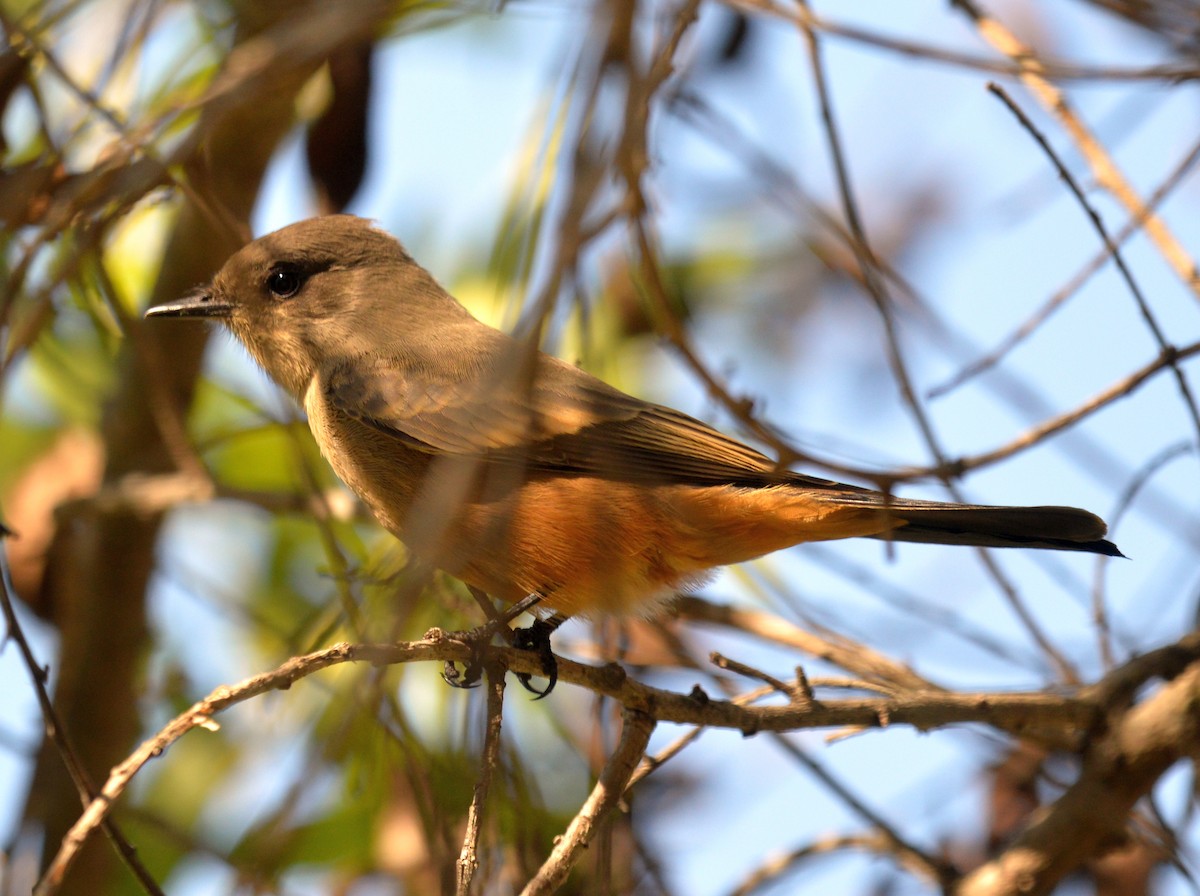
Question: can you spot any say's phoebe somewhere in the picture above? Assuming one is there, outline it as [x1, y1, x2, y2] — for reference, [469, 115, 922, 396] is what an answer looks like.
[146, 216, 1119, 676]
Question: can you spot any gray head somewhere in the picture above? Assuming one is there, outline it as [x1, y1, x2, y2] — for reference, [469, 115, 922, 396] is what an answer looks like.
[145, 215, 474, 397]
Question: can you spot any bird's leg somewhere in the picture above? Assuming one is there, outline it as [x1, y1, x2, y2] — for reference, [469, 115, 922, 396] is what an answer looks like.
[511, 612, 567, 699]
[440, 590, 547, 689]
[442, 586, 508, 689]
[501, 591, 549, 625]
[467, 585, 514, 640]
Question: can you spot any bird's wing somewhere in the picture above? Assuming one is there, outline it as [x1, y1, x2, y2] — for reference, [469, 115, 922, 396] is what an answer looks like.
[321, 353, 801, 485]
[319, 354, 1123, 555]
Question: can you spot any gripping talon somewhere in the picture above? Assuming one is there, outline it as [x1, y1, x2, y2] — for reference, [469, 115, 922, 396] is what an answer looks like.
[437, 599, 566, 696]
[440, 620, 501, 689]
[442, 648, 484, 689]
[512, 618, 561, 699]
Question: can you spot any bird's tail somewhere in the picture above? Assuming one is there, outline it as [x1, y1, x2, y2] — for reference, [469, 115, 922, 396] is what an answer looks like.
[863, 500, 1123, 556]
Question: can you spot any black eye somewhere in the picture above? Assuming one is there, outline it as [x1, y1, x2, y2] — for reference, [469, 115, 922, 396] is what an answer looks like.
[265, 266, 304, 299]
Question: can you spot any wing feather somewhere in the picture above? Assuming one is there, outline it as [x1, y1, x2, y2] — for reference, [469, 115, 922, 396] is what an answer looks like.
[322, 354, 791, 484]
[318, 352, 1121, 555]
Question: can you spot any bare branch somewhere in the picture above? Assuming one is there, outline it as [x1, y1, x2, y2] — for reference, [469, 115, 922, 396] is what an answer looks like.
[959, 657, 1200, 896]
[0, 536, 163, 895]
[456, 661, 508, 896]
[952, 0, 1200, 298]
[519, 708, 655, 896]
[986, 81, 1200, 447]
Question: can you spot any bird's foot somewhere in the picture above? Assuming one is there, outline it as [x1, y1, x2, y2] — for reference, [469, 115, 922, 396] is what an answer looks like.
[439, 592, 565, 694]
[439, 618, 505, 689]
[440, 589, 534, 688]
[438, 601, 566, 697]
[441, 656, 482, 689]
[512, 617, 562, 699]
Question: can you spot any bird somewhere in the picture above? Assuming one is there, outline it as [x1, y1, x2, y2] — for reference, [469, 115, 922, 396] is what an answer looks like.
[146, 215, 1120, 692]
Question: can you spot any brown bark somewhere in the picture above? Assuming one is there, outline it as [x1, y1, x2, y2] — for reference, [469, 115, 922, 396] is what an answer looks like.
[958, 659, 1200, 896]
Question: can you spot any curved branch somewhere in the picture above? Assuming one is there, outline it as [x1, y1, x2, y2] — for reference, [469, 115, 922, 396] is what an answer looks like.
[958, 657, 1200, 896]
[41, 624, 1200, 894]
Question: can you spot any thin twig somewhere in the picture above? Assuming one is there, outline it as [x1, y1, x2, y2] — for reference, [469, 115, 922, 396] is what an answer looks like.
[0, 541, 165, 896]
[519, 708, 655, 896]
[457, 660, 508, 896]
[942, 341, 1200, 476]
[930, 133, 1200, 397]
[710, 651, 805, 702]
[953, 0, 1200, 297]
[987, 81, 1200, 450]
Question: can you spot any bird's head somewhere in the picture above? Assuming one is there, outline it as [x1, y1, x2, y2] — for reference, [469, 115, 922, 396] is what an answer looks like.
[145, 215, 467, 398]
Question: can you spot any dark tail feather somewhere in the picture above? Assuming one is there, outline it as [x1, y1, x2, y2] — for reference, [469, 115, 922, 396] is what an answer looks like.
[868, 503, 1124, 557]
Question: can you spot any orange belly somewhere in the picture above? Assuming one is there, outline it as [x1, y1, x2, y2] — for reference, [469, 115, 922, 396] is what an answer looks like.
[308, 400, 902, 618]
[444, 478, 902, 617]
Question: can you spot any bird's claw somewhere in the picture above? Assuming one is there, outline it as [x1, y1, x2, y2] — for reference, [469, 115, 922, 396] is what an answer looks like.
[512, 619, 560, 699]
[437, 611, 562, 698]
[442, 655, 483, 689]
[439, 621, 501, 689]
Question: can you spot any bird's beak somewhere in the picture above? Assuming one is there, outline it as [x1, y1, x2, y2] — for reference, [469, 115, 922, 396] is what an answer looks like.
[144, 287, 234, 319]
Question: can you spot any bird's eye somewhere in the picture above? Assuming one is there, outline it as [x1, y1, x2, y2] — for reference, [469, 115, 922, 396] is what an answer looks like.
[265, 266, 304, 299]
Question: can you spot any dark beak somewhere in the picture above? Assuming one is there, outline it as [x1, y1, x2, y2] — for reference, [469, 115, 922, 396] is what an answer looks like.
[144, 287, 234, 319]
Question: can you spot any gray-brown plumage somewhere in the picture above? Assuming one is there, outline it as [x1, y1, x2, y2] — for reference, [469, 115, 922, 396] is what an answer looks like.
[146, 215, 1121, 618]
